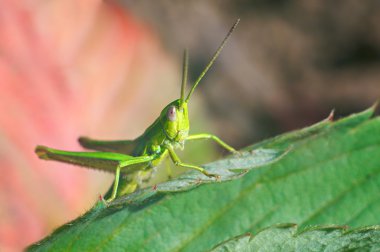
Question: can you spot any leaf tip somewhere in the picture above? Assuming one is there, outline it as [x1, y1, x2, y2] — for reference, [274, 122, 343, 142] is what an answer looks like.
[327, 109, 335, 122]
[371, 100, 379, 115]
[363, 101, 379, 118]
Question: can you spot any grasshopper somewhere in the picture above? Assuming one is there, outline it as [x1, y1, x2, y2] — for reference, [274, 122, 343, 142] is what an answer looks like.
[35, 20, 239, 203]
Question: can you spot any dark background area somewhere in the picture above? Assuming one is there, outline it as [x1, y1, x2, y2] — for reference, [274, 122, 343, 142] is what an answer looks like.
[123, 0, 380, 148]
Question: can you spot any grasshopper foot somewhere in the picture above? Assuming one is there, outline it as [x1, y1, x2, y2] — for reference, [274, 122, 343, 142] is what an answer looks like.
[203, 171, 221, 180]
[232, 150, 241, 156]
[104, 195, 116, 206]
[98, 194, 110, 207]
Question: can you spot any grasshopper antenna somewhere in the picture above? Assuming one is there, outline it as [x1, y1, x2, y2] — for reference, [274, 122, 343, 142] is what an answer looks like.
[185, 18, 240, 102]
[180, 49, 189, 105]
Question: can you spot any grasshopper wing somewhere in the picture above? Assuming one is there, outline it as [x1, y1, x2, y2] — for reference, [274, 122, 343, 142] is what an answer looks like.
[78, 137, 137, 154]
[35, 145, 153, 173]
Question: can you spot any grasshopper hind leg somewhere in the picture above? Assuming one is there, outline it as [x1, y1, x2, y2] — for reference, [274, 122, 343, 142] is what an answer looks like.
[113, 169, 153, 198]
[103, 173, 141, 203]
[34, 146, 156, 203]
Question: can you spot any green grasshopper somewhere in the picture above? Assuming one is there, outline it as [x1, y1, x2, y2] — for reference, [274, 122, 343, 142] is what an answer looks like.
[35, 20, 239, 203]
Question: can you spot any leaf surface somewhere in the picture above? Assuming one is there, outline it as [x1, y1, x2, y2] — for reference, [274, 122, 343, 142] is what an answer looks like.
[28, 106, 380, 252]
[211, 224, 380, 252]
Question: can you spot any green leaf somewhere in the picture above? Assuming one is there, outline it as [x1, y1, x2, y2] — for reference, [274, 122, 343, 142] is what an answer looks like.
[211, 224, 380, 251]
[27, 105, 380, 252]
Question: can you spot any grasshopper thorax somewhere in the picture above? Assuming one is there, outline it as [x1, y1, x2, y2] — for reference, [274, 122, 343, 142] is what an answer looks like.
[160, 99, 189, 143]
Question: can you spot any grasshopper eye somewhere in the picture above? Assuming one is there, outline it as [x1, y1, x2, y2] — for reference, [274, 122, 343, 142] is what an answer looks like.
[167, 106, 177, 121]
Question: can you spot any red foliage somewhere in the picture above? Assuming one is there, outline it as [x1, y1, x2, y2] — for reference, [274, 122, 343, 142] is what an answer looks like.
[0, 1, 176, 251]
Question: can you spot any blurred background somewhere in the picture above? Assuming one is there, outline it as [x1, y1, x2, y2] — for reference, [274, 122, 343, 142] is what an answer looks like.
[1, 0, 379, 251]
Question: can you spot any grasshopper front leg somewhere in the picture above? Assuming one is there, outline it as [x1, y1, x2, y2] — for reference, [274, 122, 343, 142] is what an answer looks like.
[166, 144, 220, 179]
[186, 133, 238, 154]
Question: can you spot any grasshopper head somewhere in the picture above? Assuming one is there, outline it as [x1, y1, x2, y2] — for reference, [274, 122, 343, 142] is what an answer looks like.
[162, 19, 239, 144]
[161, 99, 189, 143]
